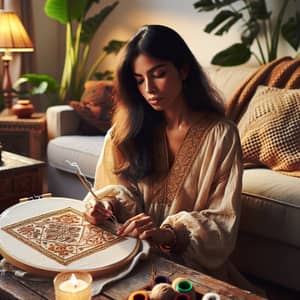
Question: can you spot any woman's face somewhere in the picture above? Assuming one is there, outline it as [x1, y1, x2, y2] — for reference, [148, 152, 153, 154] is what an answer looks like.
[133, 53, 187, 111]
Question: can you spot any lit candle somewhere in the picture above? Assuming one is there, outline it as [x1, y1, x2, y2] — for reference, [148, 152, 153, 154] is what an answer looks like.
[54, 271, 92, 300]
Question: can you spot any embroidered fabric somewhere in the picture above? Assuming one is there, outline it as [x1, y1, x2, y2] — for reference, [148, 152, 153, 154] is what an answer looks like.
[0, 240, 150, 296]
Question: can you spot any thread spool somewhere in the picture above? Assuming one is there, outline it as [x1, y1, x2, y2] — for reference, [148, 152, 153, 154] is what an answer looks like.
[202, 292, 221, 300]
[172, 278, 196, 300]
[150, 283, 177, 300]
[171, 277, 186, 290]
[128, 290, 150, 300]
[173, 293, 191, 300]
[153, 275, 171, 285]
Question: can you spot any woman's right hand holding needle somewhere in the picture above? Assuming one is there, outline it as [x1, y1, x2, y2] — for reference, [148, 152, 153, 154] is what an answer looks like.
[84, 197, 114, 225]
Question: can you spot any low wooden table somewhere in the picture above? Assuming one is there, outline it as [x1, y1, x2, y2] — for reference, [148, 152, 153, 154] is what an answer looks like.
[0, 113, 46, 160]
[0, 252, 265, 300]
[0, 151, 46, 212]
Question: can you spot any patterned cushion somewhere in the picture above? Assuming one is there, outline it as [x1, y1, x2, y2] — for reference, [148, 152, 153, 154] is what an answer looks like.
[69, 81, 113, 135]
[238, 85, 300, 177]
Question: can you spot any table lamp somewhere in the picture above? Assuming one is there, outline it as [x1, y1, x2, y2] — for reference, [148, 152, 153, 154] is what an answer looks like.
[0, 10, 34, 116]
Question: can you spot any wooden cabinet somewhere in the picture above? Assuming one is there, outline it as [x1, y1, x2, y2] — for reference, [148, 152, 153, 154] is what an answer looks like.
[0, 151, 45, 212]
[0, 113, 46, 160]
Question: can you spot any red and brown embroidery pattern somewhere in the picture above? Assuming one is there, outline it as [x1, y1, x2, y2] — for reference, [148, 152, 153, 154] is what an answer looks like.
[2, 207, 122, 265]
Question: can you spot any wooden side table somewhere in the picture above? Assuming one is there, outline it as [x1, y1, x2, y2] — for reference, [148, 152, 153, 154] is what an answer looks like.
[0, 113, 46, 160]
[0, 151, 46, 212]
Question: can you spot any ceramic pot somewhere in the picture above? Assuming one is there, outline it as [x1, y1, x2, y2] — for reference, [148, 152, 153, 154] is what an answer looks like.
[12, 100, 34, 118]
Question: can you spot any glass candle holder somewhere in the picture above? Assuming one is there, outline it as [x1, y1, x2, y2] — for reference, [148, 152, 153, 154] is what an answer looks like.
[54, 271, 92, 300]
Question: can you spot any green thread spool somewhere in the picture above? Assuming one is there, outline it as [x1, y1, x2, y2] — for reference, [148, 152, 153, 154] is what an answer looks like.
[172, 278, 196, 300]
[175, 280, 193, 293]
[171, 277, 186, 290]
[128, 290, 149, 300]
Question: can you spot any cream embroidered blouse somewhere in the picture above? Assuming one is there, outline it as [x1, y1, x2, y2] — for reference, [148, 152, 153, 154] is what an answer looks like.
[88, 114, 244, 281]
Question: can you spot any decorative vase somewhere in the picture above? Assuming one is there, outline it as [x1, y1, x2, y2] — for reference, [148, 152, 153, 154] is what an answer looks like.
[12, 100, 34, 118]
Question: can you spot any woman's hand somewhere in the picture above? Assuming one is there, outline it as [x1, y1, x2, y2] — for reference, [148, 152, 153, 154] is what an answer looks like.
[118, 213, 175, 246]
[84, 197, 113, 225]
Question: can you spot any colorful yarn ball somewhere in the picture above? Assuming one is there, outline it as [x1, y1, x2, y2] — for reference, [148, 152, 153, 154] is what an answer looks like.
[150, 283, 177, 300]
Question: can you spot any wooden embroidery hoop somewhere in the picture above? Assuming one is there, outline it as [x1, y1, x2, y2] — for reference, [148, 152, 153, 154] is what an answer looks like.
[0, 198, 141, 278]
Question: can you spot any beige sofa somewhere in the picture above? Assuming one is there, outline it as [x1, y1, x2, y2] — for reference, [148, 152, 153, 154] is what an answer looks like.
[46, 64, 300, 291]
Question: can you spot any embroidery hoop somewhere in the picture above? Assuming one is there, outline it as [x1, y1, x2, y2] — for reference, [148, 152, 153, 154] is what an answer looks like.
[0, 198, 142, 278]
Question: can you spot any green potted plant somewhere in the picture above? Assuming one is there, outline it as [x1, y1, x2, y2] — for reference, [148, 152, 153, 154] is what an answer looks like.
[44, 0, 126, 103]
[13, 73, 60, 107]
[193, 0, 300, 66]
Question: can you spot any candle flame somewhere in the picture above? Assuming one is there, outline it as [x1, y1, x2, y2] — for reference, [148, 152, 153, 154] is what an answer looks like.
[70, 273, 78, 288]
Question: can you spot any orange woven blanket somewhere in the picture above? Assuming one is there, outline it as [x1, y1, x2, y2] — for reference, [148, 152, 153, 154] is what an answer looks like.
[226, 56, 300, 122]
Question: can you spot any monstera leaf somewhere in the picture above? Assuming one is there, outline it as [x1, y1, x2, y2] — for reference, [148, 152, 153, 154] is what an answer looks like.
[282, 12, 300, 51]
[194, 0, 300, 66]
[211, 43, 252, 66]
[204, 10, 242, 35]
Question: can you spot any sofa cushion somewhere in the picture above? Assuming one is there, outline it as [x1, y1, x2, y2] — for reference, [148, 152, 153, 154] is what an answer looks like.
[69, 81, 113, 135]
[238, 86, 300, 177]
[240, 168, 300, 248]
[47, 135, 104, 179]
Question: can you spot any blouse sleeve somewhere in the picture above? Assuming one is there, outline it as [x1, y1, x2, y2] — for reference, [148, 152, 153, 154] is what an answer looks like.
[162, 121, 243, 271]
[84, 130, 143, 222]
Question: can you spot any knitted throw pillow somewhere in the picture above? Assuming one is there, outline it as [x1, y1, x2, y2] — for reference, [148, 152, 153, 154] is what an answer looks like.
[238, 85, 300, 177]
[69, 80, 113, 135]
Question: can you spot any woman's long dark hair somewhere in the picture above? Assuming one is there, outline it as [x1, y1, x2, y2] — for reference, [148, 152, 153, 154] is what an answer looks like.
[112, 24, 224, 181]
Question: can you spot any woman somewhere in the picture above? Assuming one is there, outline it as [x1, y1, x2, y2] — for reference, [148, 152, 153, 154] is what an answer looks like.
[84, 24, 255, 291]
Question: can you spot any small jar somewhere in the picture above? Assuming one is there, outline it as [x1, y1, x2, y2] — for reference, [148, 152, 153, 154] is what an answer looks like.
[12, 99, 34, 118]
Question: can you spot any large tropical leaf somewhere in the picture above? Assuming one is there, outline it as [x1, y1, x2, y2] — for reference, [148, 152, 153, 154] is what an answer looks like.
[211, 43, 251, 66]
[81, 1, 119, 44]
[241, 19, 260, 45]
[103, 40, 127, 55]
[204, 10, 241, 34]
[85, 0, 102, 13]
[214, 13, 242, 35]
[44, 0, 89, 24]
[281, 12, 300, 51]
[248, 0, 270, 20]
[193, 0, 238, 12]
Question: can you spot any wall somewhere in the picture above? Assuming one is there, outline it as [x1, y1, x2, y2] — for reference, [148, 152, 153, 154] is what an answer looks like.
[32, 0, 298, 83]
[32, 0, 64, 80]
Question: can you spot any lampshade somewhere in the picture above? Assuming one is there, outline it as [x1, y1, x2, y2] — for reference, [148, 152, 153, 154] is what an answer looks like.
[0, 10, 34, 117]
[0, 10, 33, 52]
